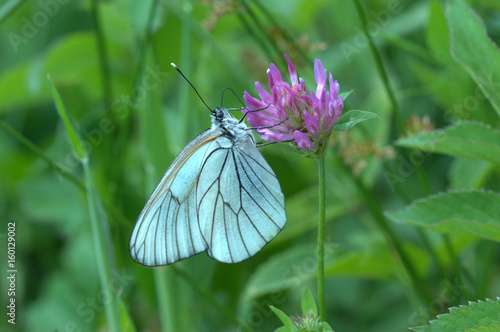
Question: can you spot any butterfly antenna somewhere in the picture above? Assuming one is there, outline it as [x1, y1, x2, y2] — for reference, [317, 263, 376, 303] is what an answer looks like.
[171, 63, 213, 113]
[221, 87, 245, 108]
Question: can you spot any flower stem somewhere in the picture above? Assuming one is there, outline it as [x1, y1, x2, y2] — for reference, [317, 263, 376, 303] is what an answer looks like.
[317, 156, 326, 321]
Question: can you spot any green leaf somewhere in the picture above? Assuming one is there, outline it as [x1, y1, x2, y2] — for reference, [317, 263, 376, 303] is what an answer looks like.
[270, 306, 296, 332]
[395, 121, 500, 164]
[321, 322, 334, 332]
[243, 239, 429, 304]
[339, 90, 353, 100]
[333, 110, 379, 131]
[272, 183, 357, 246]
[426, 0, 453, 64]
[324, 237, 430, 280]
[466, 324, 500, 331]
[243, 244, 337, 300]
[301, 288, 317, 316]
[449, 158, 494, 190]
[410, 298, 500, 332]
[120, 299, 137, 332]
[410, 59, 473, 113]
[386, 190, 500, 242]
[48, 75, 88, 161]
[243, 244, 316, 299]
[275, 327, 290, 332]
[447, 0, 500, 117]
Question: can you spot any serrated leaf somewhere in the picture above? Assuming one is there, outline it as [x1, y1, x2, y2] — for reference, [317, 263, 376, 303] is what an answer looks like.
[447, 0, 500, 117]
[386, 190, 500, 242]
[396, 121, 500, 164]
[466, 323, 500, 331]
[410, 298, 500, 332]
[333, 110, 379, 131]
[48, 75, 88, 161]
[270, 306, 296, 332]
[301, 288, 317, 316]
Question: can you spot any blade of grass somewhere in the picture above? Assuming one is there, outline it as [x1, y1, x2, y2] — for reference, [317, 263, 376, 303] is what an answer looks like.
[174, 3, 200, 330]
[0, 0, 23, 24]
[239, 0, 286, 68]
[90, 0, 113, 113]
[48, 75, 88, 161]
[251, 0, 314, 67]
[123, 1, 181, 331]
[0, 118, 83, 190]
[50, 77, 121, 332]
[163, 1, 254, 87]
[83, 160, 122, 332]
[178, 0, 193, 144]
[0, 118, 132, 230]
[137, 53, 180, 332]
[237, 6, 275, 64]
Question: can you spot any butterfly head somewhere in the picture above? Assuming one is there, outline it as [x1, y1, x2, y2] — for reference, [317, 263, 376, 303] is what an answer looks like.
[212, 107, 226, 124]
[211, 107, 251, 144]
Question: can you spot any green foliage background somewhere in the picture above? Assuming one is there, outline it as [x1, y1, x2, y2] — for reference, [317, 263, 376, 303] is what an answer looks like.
[1, 0, 500, 331]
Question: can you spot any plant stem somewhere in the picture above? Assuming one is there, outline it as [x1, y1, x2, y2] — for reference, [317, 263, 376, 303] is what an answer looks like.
[154, 268, 178, 332]
[83, 160, 121, 332]
[317, 157, 326, 321]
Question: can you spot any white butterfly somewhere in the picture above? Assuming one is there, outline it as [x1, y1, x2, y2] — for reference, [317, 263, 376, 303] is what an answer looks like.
[129, 78, 286, 266]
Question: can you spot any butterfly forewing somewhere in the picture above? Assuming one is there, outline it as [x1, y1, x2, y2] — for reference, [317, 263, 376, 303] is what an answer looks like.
[129, 129, 219, 266]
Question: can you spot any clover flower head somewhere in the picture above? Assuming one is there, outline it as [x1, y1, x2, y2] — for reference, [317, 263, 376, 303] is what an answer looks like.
[243, 54, 344, 157]
[291, 313, 322, 331]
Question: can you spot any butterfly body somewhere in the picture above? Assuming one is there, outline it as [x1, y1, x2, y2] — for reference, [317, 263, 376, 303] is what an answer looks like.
[130, 108, 286, 266]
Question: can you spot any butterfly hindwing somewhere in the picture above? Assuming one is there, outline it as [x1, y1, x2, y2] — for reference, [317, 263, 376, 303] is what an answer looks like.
[197, 135, 286, 263]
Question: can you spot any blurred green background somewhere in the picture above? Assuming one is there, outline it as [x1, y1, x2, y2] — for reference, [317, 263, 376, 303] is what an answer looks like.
[1, 0, 500, 331]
